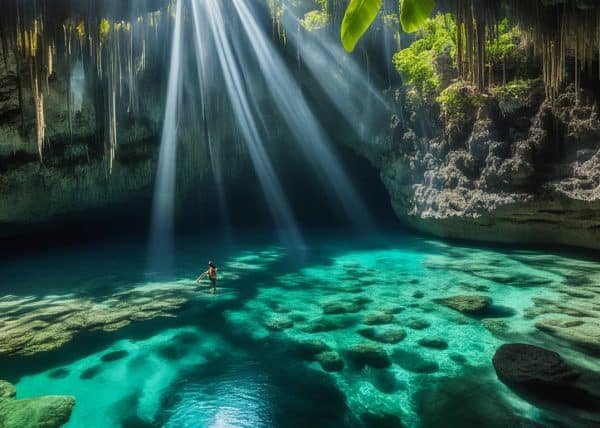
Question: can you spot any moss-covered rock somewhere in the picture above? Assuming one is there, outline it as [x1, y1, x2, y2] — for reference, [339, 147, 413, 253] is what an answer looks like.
[293, 339, 332, 360]
[345, 343, 391, 369]
[322, 300, 363, 315]
[0, 380, 75, 428]
[417, 337, 449, 350]
[264, 317, 294, 332]
[363, 312, 395, 326]
[434, 294, 491, 314]
[315, 351, 344, 372]
[357, 327, 407, 344]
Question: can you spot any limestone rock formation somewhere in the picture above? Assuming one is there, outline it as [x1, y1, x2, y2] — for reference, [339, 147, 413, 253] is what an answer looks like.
[434, 295, 491, 314]
[366, 83, 600, 249]
[0, 380, 75, 428]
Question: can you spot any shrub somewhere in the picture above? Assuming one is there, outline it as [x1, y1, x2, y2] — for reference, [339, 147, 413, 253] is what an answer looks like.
[436, 81, 482, 123]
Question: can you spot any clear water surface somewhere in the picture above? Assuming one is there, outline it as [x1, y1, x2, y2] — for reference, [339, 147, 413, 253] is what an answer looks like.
[1, 229, 599, 427]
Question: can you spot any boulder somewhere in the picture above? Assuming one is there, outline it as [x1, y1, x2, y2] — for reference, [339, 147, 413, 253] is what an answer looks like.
[322, 301, 363, 315]
[417, 338, 449, 350]
[0, 380, 75, 428]
[358, 327, 407, 344]
[345, 343, 391, 369]
[302, 316, 355, 333]
[434, 295, 491, 315]
[363, 312, 395, 326]
[404, 318, 431, 330]
[492, 343, 600, 410]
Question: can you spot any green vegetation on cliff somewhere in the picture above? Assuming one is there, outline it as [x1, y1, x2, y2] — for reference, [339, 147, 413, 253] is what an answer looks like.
[392, 14, 456, 103]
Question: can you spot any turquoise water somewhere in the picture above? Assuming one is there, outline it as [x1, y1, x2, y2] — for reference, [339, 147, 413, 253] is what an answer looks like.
[1, 231, 599, 427]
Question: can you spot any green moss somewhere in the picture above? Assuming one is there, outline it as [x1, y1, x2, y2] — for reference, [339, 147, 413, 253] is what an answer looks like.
[486, 18, 528, 76]
[392, 14, 456, 103]
[490, 78, 540, 106]
[436, 81, 482, 122]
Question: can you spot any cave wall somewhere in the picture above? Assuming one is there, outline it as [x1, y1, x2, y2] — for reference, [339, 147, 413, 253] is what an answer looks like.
[368, 82, 600, 250]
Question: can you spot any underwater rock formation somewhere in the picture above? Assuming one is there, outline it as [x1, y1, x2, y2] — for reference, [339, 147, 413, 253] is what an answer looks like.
[0, 380, 75, 428]
[434, 295, 491, 314]
[492, 343, 600, 411]
[0, 284, 190, 356]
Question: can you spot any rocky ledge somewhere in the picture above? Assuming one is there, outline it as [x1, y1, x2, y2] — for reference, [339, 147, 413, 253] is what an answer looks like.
[365, 83, 600, 249]
[0, 380, 75, 428]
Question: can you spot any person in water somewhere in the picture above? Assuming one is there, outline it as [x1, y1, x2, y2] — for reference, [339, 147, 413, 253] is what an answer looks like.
[196, 260, 218, 293]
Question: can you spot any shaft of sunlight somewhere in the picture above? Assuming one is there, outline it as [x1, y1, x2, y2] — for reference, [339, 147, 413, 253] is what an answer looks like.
[148, 0, 183, 272]
[196, 0, 304, 249]
[280, 4, 391, 140]
[231, 0, 374, 230]
[190, 8, 232, 238]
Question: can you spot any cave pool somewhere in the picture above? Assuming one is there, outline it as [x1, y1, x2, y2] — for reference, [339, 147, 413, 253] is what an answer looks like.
[1, 230, 599, 427]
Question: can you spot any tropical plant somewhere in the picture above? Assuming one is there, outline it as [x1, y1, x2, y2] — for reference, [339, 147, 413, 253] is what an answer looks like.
[392, 14, 456, 103]
[341, 0, 436, 52]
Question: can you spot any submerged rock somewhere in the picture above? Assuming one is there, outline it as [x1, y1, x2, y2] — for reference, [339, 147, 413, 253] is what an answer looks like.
[403, 318, 431, 330]
[381, 305, 406, 315]
[363, 312, 395, 326]
[482, 319, 511, 336]
[293, 339, 332, 360]
[48, 368, 70, 379]
[535, 318, 600, 354]
[412, 291, 425, 299]
[0, 380, 75, 428]
[0, 381, 16, 400]
[100, 350, 129, 363]
[264, 317, 294, 332]
[413, 367, 540, 427]
[345, 343, 391, 369]
[357, 327, 407, 344]
[492, 343, 600, 410]
[0, 283, 193, 357]
[302, 316, 355, 333]
[315, 351, 344, 372]
[392, 349, 439, 374]
[417, 338, 449, 350]
[434, 295, 491, 315]
[322, 300, 363, 315]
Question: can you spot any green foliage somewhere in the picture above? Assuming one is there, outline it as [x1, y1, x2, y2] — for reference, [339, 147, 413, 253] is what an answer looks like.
[400, 0, 436, 33]
[341, 0, 383, 52]
[340, 0, 436, 52]
[301, 6, 329, 31]
[392, 14, 456, 102]
[486, 18, 525, 71]
[436, 81, 482, 122]
[99, 18, 110, 43]
[490, 78, 539, 105]
[301, 10, 328, 31]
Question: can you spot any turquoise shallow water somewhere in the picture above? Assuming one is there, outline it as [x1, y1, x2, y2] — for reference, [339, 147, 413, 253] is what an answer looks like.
[1, 230, 599, 427]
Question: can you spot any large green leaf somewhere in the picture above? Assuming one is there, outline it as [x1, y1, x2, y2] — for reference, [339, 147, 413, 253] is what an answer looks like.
[400, 0, 436, 33]
[340, 0, 383, 52]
